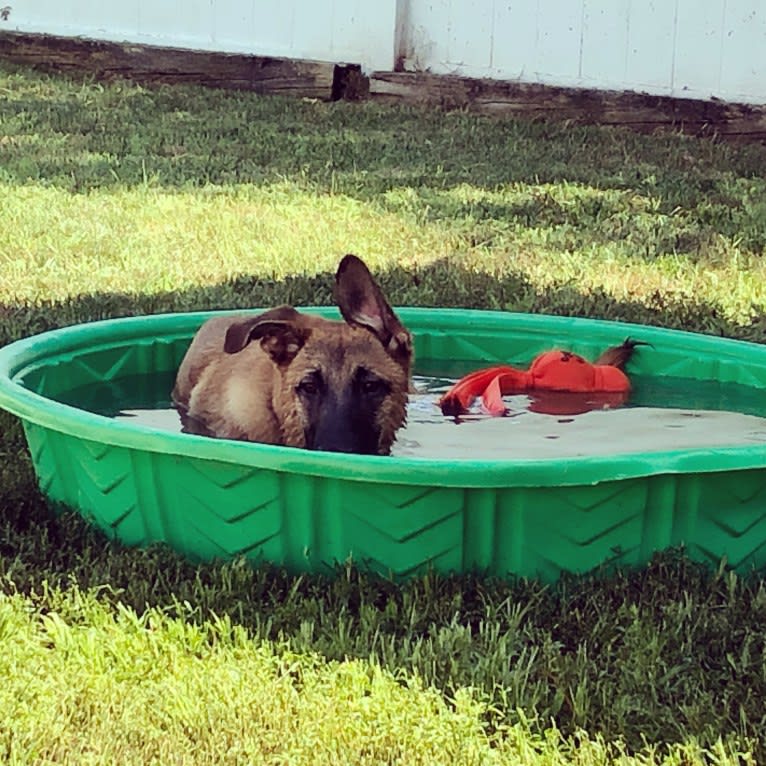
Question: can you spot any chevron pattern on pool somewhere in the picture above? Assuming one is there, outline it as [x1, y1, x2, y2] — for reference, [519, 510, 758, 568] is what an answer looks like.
[22, 421, 766, 581]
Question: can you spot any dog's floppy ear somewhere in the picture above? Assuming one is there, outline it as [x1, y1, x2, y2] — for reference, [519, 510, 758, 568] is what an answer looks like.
[334, 254, 412, 373]
[224, 306, 310, 366]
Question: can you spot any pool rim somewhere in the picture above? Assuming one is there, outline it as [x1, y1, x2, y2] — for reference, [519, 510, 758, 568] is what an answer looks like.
[1, 307, 765, 489]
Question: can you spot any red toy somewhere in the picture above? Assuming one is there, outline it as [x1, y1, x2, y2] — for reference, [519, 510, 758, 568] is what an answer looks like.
[439, 338, 644, 417]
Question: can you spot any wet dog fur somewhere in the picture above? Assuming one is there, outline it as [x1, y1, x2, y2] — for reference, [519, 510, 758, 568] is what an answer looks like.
[171, 255, 412, 455]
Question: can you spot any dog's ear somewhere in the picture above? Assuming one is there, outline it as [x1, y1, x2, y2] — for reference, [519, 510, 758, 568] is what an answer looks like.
[334, 254, 412, 372]
[224, 307, 310, 366]
[223, 306, 301, 354]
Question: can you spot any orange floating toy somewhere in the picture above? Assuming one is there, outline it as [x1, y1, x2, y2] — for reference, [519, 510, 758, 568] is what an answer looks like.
[439, 338, 645, 417]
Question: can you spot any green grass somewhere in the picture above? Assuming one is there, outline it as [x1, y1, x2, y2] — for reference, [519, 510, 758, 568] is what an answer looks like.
[2, 62, 766, 329]
[2, 60, 766, 763]
[1, 585, 753, 766]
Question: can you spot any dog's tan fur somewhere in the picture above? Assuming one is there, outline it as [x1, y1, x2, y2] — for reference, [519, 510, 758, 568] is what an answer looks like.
[172, 255, 412, 455]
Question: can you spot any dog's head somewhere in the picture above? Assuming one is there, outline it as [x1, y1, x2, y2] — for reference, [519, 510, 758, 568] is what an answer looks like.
[223, 255, 412, 455]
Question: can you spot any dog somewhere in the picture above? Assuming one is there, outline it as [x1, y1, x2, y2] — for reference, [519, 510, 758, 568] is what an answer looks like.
[171, 255, 412, 455]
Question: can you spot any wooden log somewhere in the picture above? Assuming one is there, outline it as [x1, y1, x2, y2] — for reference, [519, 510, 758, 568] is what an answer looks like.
[369, 71, 766, 141]
[1, 30, 764, 140]
[0, 31, 336, 99]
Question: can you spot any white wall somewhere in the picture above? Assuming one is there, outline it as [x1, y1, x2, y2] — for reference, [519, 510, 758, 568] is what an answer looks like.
[398, 0, 766, 104]
[2, 0, 398, 72]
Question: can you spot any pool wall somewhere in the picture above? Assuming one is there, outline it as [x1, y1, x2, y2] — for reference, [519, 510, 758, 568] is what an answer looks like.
[3, 308, 766, 581]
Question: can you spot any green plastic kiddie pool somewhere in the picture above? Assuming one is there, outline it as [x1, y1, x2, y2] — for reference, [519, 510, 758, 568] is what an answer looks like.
[2, 307, 766, 582]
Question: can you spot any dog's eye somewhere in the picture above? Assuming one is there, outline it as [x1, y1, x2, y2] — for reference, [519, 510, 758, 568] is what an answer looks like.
[360, 377, 388, 396]
[297, 376, 321, 396]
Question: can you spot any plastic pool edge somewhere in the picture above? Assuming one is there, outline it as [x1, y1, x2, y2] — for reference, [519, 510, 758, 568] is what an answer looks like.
[1, 308, 766, 489]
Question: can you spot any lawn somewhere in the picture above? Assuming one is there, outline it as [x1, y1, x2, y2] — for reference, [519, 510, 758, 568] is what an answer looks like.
[1, 60, 765, 764]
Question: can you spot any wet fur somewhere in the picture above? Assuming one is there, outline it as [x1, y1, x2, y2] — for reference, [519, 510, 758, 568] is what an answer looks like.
[172, 255, 412, 455]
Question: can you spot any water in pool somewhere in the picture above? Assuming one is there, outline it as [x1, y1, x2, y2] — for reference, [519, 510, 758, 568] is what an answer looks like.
[52, 363, 766, 459]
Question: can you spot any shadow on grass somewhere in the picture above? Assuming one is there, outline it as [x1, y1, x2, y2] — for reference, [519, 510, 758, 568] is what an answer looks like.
[1, 259, 766, 756]
[3, 60, 766, 256]
[1, 256, 764, 348]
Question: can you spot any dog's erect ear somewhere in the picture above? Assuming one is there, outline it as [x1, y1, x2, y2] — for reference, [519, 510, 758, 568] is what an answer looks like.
[334, 254, 412, 373]
[224, 307, 310, 366]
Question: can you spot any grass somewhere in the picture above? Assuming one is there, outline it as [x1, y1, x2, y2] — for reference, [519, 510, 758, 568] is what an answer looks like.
[2, 585, 753, 766]
[1, 60, 766, 762]
[2, 62, 766, 329]
[3, 587, 505, 765]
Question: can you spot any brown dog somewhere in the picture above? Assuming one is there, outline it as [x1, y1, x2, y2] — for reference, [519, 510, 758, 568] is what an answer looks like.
[171, 255, 412, 455]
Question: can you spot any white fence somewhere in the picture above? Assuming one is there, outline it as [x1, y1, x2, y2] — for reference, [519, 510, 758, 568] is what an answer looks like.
[400, 0, 766, 105]
[2, 0, 398, 73]
[3, 0, 765, 104]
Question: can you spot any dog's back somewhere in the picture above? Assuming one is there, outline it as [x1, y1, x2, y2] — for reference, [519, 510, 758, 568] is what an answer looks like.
[172, 308, 324, 439]
[172, 312, 282, 443]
